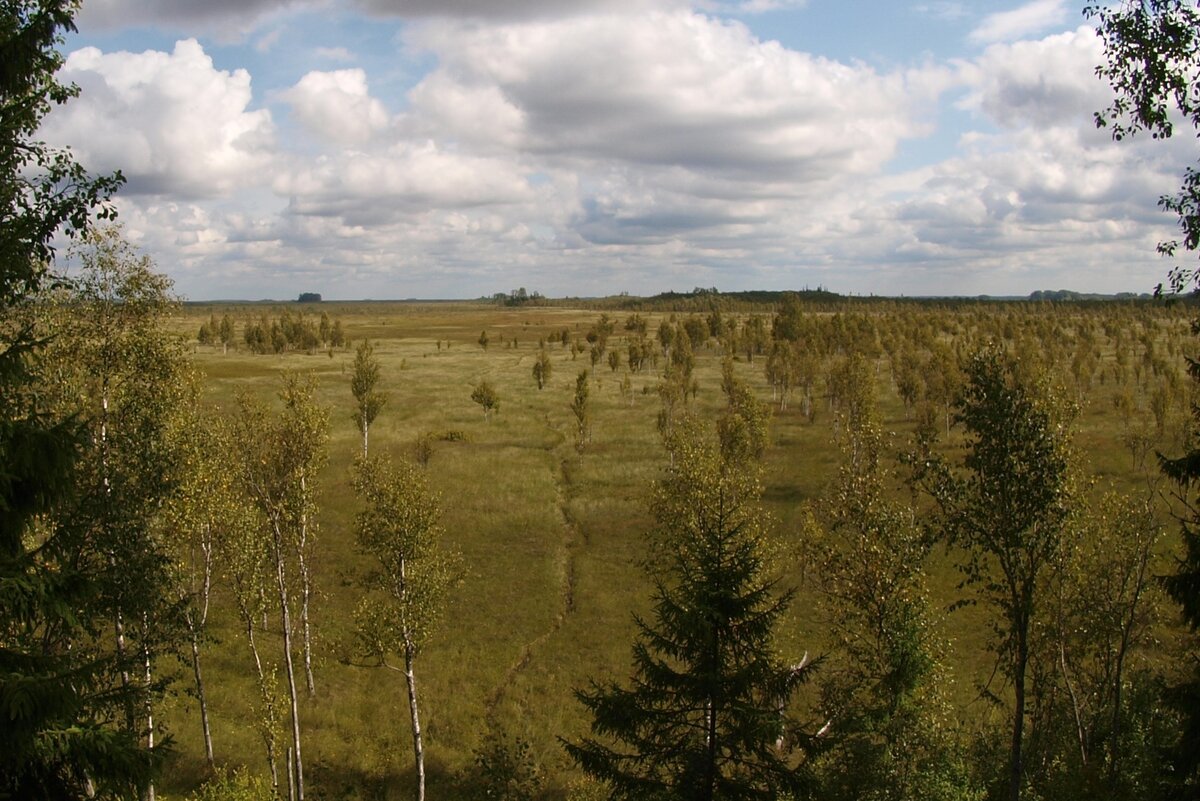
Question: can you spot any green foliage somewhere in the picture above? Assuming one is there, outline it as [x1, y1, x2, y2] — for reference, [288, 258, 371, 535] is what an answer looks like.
[471, 727, 544, 801]
[1087, 0, 1200, 289]
[565, 418, 812, 801]
[231, 372, 330, 798]
[351, 338, 387, 456]
[1026, 493, 1172, 800]
[915, 344, 1074, 801]
[1158, 332, 1200, 794]
[472, 380, 499, 419]
[717, 356, 769, 468]
[571, 370, 590, 452]
[812, 384, 978, 801]
[188, 767, 275, 801]
[240, 309, 342, 355]
[352, 453, 461, 801]
[352, 454, 461, 656]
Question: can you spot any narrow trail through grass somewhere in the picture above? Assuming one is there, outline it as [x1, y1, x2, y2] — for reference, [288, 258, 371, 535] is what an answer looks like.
[484, 418, 581, 723]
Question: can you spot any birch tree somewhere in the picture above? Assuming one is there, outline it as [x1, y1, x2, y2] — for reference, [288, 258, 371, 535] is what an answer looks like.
[913, 344, 1074, 801]
[43, 225, 194, 801]
[221, 487, 285, 792]
[813, 380, 977, 801]
[233, 374, 329, 801]
[352, 455, 461, 801]
[162, 415, 233, 769]
[351, 338, 387, 457]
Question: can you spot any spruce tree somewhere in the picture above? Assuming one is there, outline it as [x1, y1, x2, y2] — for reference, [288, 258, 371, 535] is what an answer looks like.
[565, 416, 811, 801]
[0, 2, 155, 796]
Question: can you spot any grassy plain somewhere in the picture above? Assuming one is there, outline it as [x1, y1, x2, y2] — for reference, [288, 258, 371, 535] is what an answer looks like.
[162, 299, 1194, 799]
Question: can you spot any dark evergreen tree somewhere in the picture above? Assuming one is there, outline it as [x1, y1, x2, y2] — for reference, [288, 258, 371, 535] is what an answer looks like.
[0, 1, 158, 797]
[564, 417, 812, 801]
[1160, 348, 1200, 798]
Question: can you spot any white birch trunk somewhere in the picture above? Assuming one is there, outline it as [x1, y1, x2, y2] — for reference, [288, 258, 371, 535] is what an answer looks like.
[403, 635, 425, 801]
[298, 475, 315, 698]
[272, 521, 304, 801]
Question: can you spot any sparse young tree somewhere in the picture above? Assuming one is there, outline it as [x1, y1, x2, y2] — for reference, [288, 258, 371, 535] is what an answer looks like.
[351, 339, 387, 457]
[280, 375, 328, 700]
[572, 369, 591, 451]
[44, 226, 198, 801]
[233, 374, 330, 801]
[1030, 493, 1168, 799]
[533, 348, 553, 390]
[352, 455, 462, 801]
[221, 486, 284, 791]
[914, 345, 1074, 801]
[472, 380, 499, 420]
[812, 380, 977, 801]
[565, 417, 812, 801]
[717, 357, 769, 469]
[219, 313, 235, 354]
[620, 371, 634, 407]
[162, 414, 239, 769]
[479, 330, 490, 350]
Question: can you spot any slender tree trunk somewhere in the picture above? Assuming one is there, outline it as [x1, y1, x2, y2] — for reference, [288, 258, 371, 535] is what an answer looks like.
[402, 634, 426, 801]
[189, 528, 215, 767]
[287, 747, 296, 801]
[1111, 543, 1152, 781]
[243, 609, 279, 790]
[272, 524, 304, 801]
[362, 421, 369, 458]
[143, 632, 155, 801]
[1009, 616, 1029, 801]
[188, 616, 214, 767]
[115, 612, 135, 731]
[298, 475, 315, 698]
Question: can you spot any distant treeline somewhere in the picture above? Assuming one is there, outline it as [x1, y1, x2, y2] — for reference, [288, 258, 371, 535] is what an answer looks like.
[494, 286, 1168, 314]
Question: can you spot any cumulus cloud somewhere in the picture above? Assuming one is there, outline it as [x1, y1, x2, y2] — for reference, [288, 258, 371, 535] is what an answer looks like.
[282, 69, 390, 145]
[406, 11, 944, 186]
[41, 39, 275, 197]
[56, 10, 1182, 299]
[273, 141, 536, 225]
[969, 0, 1070, 45]
[959, 26, 1109, 128]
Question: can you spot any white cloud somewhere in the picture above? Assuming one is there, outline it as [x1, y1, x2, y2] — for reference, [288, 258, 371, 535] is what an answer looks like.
[959, 26, 1109, 128]
[41, 39, 276, 197]
[55, 14, 1183, 299]
[969, 0, 1069, 45]
[273, 141, 536, 225]
[282, 69, 390, 145]
[406, 11, 943, 186]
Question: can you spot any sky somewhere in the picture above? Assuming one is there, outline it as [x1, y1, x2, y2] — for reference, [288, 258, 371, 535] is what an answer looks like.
[40, 0, 1192, 300]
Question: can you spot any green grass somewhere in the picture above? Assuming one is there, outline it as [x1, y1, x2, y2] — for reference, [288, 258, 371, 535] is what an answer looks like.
[161, 300, 1195, 799]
